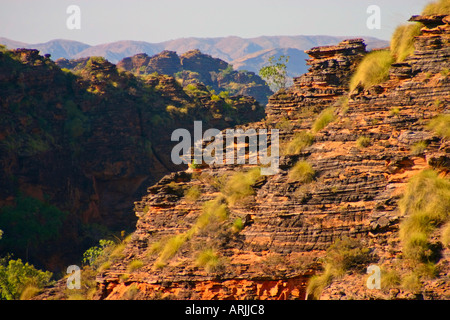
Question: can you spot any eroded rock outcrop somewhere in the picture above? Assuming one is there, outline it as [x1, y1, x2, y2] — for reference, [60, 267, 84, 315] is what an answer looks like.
[37, 14, 450, 300]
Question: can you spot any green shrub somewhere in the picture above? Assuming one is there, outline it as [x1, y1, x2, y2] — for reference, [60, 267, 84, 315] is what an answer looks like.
[323, 237, 373, 276]
[441, 68, 449, 77]
[312, 107, 335, 133]
[0, 258, 53, 300]
[422, 0, 450, 15]
[284, 131, 314, 155]
[288, 160, 315, 183]
[391, 23, 422, 62]
[82, 239, 115, 266]
[427, 114, 450, 140]
[349, 50, 394, 91]
[401, 273, 422, 293]
[157, 234, 188, 264]
[356, 136, 371, 149]
[410, 140, 428, 156]
[232, 218, 244, 233]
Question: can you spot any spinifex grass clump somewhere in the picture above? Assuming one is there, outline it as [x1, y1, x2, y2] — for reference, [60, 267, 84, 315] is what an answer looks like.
[349, 50, 394, 91]
[284, 131, 314, 155]
[398, 169, 450, 263]
[391, 23, 422, 62]
[288, 160, 315, 183]
[311, 107, 335, 133]
[221, 168, 262, 206]
[422, 0, 450, 15]
[427, 114, 450, 140]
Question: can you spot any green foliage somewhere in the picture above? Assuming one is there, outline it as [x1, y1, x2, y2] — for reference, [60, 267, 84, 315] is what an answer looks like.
[284, 131, 314, 155]
[259, 55, 290, 92]
[232, 218, 244, 233]
[82, 239, 115, 266]
[288, 160, 315, 183]
[440, 68, 449, 77]
[410, 140, 428, 156]
[427, 114, 450, 140]
[356, 136, 371, 149]
[398, 169, 450, 263]
[349, 50, 394, 91]
[221, 168, 262, 206]
[422, 0, 450, 14]
[64, 100, 90, 139]
[0, 258, 53, 300]
[391, 23, 422, 62]
[312, 107, 335, 133]
[0, 194, 68, 255]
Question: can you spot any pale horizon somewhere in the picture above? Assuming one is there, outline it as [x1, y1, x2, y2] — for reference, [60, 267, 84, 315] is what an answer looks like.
[0, 0, 433, 45]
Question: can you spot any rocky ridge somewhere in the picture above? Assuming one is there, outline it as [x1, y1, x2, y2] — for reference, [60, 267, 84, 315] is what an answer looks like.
[36, 14, 449, 300]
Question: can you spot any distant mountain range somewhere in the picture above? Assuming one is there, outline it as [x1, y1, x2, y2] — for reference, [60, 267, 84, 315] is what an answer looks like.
[0, 35, 389, 77]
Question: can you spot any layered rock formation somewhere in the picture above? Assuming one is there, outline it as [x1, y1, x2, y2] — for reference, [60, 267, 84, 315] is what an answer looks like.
[33, 13, 449, 300]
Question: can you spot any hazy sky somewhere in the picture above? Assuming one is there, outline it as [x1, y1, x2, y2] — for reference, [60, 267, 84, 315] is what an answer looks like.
[0, 0, 433, 45]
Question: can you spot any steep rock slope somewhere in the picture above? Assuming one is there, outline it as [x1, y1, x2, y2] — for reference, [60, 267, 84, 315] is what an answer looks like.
[37, 14, 449, 300]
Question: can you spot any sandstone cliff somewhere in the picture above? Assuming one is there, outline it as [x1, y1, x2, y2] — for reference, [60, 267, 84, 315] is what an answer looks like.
[63, 14, 450, 301]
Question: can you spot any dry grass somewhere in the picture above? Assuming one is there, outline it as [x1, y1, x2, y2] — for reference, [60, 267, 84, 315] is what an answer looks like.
[349, 50, 394, 91]
[422, 0, 450, 15]
[311, 107, 335, 133]
[288, 160, 315, 183]
[391, 23, 422, 62]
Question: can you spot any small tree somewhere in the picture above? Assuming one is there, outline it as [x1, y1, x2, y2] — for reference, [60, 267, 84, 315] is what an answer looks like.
[259, 55, 290, 92]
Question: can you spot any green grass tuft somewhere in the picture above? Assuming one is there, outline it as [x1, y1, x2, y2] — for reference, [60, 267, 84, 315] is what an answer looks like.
[427, 114, 450, 140]
[288, 160, 315, 183]
[410, 140, 428, 156]
[284, 131, 314, 155]
[356, 136, 371, 149]
[349, 50, 394, 91]
[312, 107, 335, 133]
[391, 23, 422, 62]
